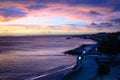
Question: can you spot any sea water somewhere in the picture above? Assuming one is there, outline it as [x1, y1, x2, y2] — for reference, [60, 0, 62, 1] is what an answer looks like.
[0, 35, 95, 80]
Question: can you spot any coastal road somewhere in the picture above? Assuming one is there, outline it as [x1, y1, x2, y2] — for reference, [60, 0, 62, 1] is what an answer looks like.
[66, 56, 98, 80]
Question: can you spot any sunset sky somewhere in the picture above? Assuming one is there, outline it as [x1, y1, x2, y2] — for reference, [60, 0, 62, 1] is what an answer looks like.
[0, 0, 120, 36]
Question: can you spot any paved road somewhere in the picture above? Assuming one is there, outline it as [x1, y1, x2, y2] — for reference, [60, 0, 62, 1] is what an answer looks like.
[66, 56, 98, 80]
[64, 55, 120, 80]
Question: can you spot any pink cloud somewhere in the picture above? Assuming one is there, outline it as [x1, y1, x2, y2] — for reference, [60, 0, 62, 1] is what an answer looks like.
[0, 1, 114, 24]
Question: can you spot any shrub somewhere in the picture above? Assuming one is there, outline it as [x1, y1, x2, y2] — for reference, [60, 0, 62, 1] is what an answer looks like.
[97, 64, 110, 75]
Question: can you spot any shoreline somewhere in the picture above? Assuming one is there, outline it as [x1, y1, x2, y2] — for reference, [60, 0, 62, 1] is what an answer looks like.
[63, 43, 97, 80]
[27, 65, 75, 80]
[64, 44, 97, 55]
[30, 43, 97, 80]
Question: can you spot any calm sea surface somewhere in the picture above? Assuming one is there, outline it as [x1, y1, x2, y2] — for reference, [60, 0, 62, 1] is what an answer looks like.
[0, 36, 96, 80]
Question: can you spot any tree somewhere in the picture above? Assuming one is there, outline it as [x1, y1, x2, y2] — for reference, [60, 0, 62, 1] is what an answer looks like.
[97, 32, 120, 55]
[96, 64, 110, 80]
[97, 64, 110, 75]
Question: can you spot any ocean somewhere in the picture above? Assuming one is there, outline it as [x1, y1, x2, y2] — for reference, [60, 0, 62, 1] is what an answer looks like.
[0, 35, 96, 80]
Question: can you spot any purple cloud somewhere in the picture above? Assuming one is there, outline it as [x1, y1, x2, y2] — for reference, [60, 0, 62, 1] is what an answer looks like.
[0, 7, 27, 17]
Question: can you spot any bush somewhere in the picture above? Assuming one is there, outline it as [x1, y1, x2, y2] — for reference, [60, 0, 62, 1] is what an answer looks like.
[97, 32, 120, 55]
[97, 64, 110, 75]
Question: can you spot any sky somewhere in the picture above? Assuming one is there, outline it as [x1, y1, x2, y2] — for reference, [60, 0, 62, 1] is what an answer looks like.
[0, 0, 120, 36]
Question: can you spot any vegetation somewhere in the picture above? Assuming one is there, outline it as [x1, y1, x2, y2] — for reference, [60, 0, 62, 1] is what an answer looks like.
[97, 63, 110, 76]
[97, 32, 120, 55]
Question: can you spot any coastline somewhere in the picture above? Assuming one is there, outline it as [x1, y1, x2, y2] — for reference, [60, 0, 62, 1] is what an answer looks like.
[64, 44, 97, 55]
[27, 65, 74, 80]
[63, 43, 97, 80]
[30, 43, 97, 80]
[34, 32, 120, 80]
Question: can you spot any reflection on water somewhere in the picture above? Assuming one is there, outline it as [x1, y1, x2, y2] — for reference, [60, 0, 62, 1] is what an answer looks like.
[0, 36, 96, 80]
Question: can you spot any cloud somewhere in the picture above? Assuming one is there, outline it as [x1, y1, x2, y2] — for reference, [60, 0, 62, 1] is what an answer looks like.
[110, 18, 120, 23]
[0, 0, 120, 34]
[112, 4, 120, 12]
[0, 0, 115, 22]
[0, 0, 119, 12]
[88, 22, 119, 32]
[33, 0, 108, 6]
[91, 23, 97, 26]
[0, 7, 26, 17]
[0, 7, 27, 21]
[100, 23, 113, 27]
[89, 11, 102, 15]
[90, 22, 113, 28]
[27, 4, 48, 10]
[48, 24, 98, 34]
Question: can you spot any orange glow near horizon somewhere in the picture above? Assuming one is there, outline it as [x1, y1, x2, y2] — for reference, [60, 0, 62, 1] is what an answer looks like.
[0, 1, 119, 36]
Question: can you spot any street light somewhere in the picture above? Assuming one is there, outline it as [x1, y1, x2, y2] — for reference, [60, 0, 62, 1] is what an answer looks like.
[83, 51, 86, 54]
[78, 56, 82, 60]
